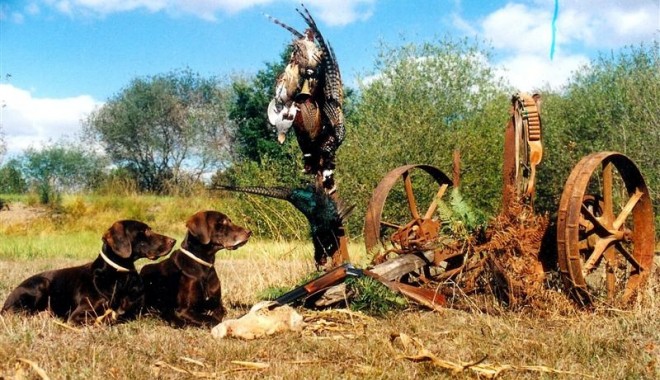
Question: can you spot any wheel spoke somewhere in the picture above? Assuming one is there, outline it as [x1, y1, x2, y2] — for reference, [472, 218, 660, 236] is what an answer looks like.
[380, 220, 402, 230]
[578, 217, 592, 230]
[423, 183, 448, 220]
[614, 242, 643, 272]
[580, 204, 609, 234]
[403, 171, 420, 219]
[602, 162, 614, 225]
[603, 245, 617, 301]
[583, 236, 617, 274]
[612, 190, 643, 230]
[364, 164, 453, 264]
[605, 267, 616, 301]
[578, 228, 599, 250]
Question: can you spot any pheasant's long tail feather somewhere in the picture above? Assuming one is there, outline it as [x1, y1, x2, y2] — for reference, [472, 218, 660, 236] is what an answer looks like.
[213, 185, 293, 201]
[323, 45, 343, 104]
[337, 203, 355, 222]
[296, 4, 343, 104]
[264, 13, 304, 39]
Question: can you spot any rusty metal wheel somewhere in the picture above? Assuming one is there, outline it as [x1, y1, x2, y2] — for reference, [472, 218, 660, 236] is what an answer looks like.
[364, 165, 453, 264]
[557, 152, 655, 306]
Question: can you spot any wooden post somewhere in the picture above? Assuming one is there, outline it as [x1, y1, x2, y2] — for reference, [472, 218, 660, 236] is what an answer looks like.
[452, 149, 461, 188]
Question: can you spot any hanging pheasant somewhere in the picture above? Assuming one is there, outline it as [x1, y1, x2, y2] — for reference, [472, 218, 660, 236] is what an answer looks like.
[266, 4, 345, 194]
[214, 183, 353, 267]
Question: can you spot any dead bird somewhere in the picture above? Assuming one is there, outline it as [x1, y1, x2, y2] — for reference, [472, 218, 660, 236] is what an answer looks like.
[214, 183, 353, 267]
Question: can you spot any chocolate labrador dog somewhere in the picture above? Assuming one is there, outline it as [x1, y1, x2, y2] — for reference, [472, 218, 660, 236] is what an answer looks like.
[2, 220, 176, 325]
[140, 210, 251, 327]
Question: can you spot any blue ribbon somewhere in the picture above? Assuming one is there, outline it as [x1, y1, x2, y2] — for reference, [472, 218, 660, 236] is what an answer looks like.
[550, 0, 559, 60]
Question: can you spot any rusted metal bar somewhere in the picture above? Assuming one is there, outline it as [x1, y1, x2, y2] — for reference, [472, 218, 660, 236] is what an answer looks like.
[452, 149, 461, 188]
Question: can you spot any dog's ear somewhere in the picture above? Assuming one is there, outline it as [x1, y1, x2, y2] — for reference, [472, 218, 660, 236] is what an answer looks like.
[103, 222, 132, 258]
[186, 212, 211, 245]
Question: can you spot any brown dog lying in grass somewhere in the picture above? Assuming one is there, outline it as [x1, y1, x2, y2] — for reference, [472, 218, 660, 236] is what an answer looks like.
[1, 220, 176, 325]
[140, 210, 251, 327]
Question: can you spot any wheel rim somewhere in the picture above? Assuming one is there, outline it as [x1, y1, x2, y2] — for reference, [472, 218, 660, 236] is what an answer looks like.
[364, 165, 453, 264]
[557, 152, 655, 306]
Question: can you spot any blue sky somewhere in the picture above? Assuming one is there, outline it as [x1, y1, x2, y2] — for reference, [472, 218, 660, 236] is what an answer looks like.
[0, 0, 657, 157]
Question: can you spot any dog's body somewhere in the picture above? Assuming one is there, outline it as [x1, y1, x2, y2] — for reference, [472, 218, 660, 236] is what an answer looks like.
[140, 211, 251, 327]
[1, 220, 175, 325]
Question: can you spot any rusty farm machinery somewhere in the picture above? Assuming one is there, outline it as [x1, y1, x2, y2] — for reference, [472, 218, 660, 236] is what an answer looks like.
[352, 92, 656, 309]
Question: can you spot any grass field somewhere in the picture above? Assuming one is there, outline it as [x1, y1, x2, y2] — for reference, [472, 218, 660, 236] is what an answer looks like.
[1, 196, 659, 379]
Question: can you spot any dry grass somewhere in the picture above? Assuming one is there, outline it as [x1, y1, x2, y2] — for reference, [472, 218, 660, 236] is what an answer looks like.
[1, 197, 659, 379]
[1, 253, 659, 379]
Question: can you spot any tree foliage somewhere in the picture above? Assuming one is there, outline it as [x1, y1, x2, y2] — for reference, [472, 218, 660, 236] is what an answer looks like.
[230, 64, 289, 164]
[84, 69, 232, 193]
[20, 142, 105, 203]
[338, 37, 509, 231]
[0, 159, 27, 194]
[535, 43, 660, 221]
[217, 47, 309, 188]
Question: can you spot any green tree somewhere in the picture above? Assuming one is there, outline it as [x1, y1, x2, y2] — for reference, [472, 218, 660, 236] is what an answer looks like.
[20, 142, 106, 203]
[217, 47, 309, 188]
[230, 68, 289, 164]
[0, 159, 27, 194]
[85, 69, 232, 193]
[339, 37, 509, 232]
[221, 79, 301, 186]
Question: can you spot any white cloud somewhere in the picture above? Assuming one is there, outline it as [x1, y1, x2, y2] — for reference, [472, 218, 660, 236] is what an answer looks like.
[477, 0, 658, 54]
[495, 52, 589, 92]
[0, 84, 101, 157]
[450, 11, 477, 36]
[452, 0, 658, 90]
[25, 3, 41, 15]
[481, 3, 553, 55]
[304, 0, 375, 26]
[558, 0, 658, 47]
[36, 0, 273, 21]
[12, 12, 25, 23]
[31, 0, 374, 24]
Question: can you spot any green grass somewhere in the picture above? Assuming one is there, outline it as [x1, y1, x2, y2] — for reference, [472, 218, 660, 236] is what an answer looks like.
[0, 194, 371, 264]
[347, 276, 408, 316]
[0, 232, 99, 260]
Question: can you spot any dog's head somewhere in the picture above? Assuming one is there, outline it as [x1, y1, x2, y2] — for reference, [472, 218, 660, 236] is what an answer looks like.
[102, 220, 176, 260]
[186, 211, 251, 251]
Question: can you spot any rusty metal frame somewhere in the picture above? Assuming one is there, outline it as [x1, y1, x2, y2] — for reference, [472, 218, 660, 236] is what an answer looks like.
[502, 93, 543, 210]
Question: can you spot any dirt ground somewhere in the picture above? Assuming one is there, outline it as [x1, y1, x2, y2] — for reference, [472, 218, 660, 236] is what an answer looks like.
[0, 202, 47, 226]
